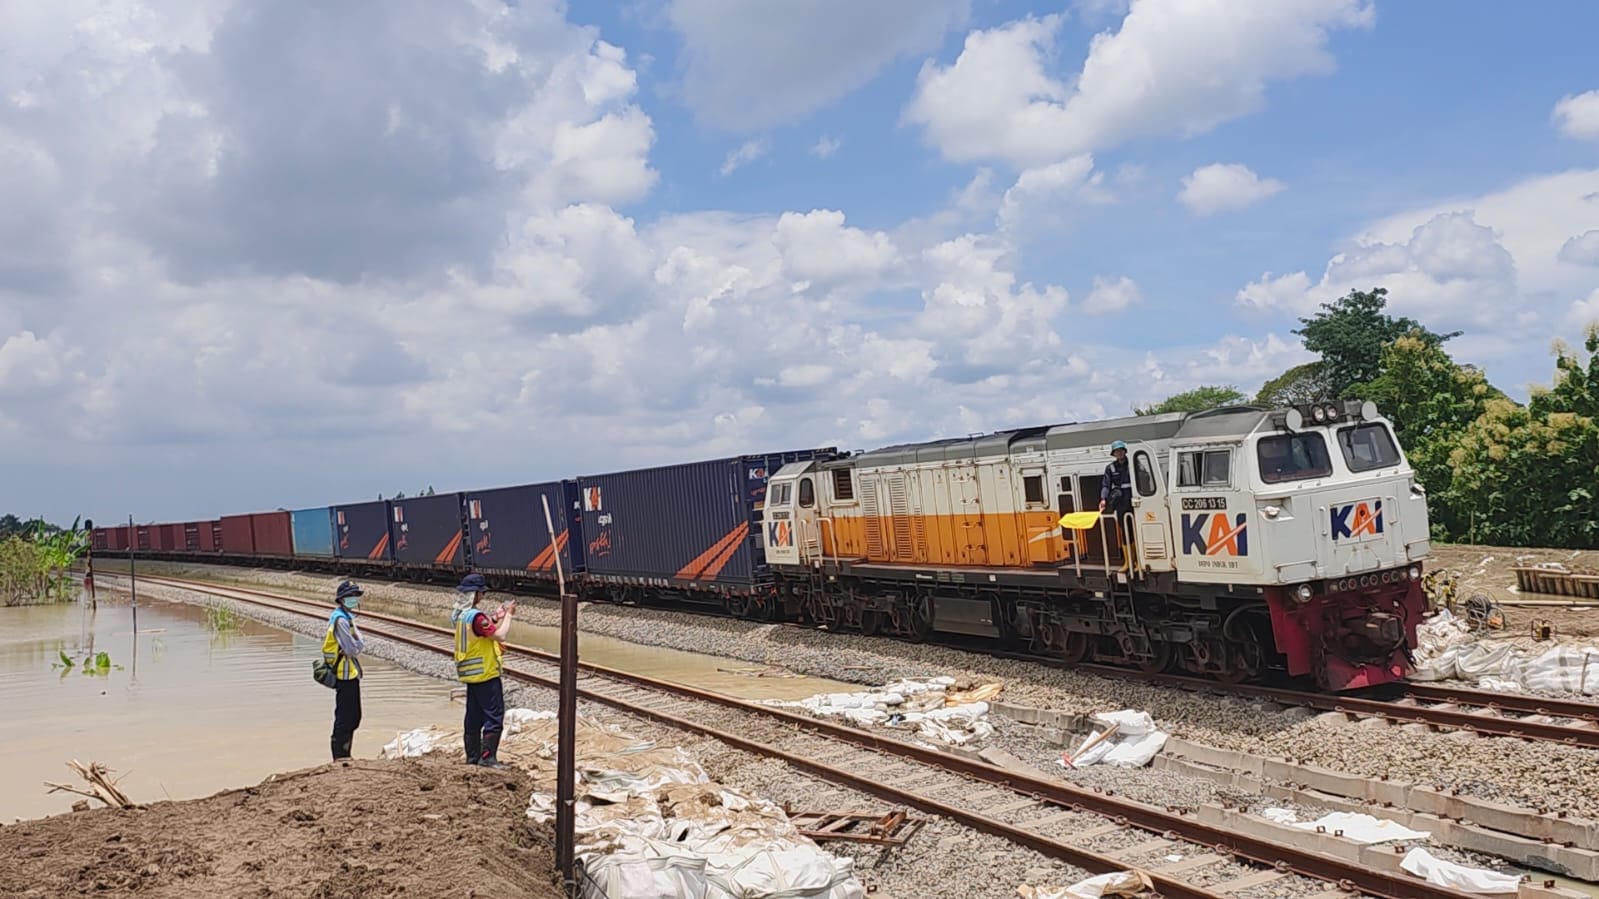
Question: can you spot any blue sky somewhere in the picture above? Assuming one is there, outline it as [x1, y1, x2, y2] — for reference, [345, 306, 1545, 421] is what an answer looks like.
[2, 0, 1597, 525]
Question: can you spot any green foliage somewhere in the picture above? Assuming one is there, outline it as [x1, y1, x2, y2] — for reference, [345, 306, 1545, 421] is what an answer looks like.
[1445, 329, 1599, 548]
[52, 649, 120, 676]
[1255, 361, 1334, 407]
[1, 515, 89, 605]
[1293, 288, 1461, 397]
[207, 603, 240, 632]
[1357, 334, 1499, 538]
[1134, 385, 1247, 416]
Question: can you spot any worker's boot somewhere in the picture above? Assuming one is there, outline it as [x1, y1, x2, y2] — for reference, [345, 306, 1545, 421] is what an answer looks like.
[464, 731, 481, 766]
[330, 736, 342, 761]
[478, 731, 506, 769]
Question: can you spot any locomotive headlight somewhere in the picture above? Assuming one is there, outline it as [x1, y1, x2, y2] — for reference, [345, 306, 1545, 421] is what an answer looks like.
[1311, 405, 1327, 423]
[1408, 565, 1420, 581]
[1294, 584, 1314, 603]
[1323, 403, 1340, 421]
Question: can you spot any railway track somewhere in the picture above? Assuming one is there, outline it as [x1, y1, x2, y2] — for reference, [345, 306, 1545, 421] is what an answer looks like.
[91, 571, 1535, 899]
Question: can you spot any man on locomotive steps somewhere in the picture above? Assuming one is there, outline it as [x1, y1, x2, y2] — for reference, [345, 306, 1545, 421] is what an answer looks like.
[452, 572, 515, 768]
[1098, 440, 1135, 557]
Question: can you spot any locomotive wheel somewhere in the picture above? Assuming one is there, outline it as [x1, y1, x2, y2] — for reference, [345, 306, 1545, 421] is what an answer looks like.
[1057, 630, 1091, 664]
[903, 595, 934, 643]
[1138, 640, 1173, 674]
[860, 610, 885, 636]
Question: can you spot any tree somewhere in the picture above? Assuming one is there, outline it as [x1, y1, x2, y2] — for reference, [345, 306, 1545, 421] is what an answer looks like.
[1133, 385, 1247, 416]
[1445, 328, 1599, 548]
[1255, 361, 1335, 406]
[1359, 333, 1500, 539]
[1293, 287, 1461, 397]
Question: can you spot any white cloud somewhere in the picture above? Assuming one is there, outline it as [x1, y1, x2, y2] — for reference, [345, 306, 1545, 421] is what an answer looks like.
[810, 135, 841, 159]
[1083, 276, 1142, 314]
[1178, 163, 1286, 215]
[1553, 90, 1599, 142]
[997, 155, 1112, 233]
[719, 138, 769, 175]
[771, 210, 902, 289]
[666, 0, 970, 131]
[1234, 168, 1599, 395]
[1559, 230, 1599, 266]
[904, 1, 1373, 168]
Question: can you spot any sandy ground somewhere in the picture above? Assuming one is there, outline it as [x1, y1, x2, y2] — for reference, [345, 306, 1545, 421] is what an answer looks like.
[1428, 543, 1599, 639]
[0, 756, 561, 899]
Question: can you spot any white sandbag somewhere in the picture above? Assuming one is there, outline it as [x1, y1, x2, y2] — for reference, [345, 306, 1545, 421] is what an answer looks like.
[379, 726, 454, 758]
[703, 841, 863, 899]
[1399, 847, 1521, 893]
[1064, 710, 1169, 768]
[582, 840, 711, 899]
[1019, 870, 1153, 898]
[1290, 812, 1430, 844]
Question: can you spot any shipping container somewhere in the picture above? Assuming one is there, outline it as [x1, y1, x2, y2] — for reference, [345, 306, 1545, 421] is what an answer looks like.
[334, 500, 392, 561]
[389, 494, 467, 567]
[92, 529, 109, 551]
[290, 507, 336, 557]
[220, 515, 255, 555]
[110, 526, 130, 551]
[135, 525, 152, 551]
[208, 521, 222, 552]
[463, 481, 582, 576]
[183, 521, 202, 552]
[161, 524, 184, 552]
[250, 511, 293, 556]
[576, 449, 834, 593]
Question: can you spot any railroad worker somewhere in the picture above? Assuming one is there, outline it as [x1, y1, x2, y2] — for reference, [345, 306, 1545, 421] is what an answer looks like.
[1098, 440, 1135, 559]
[452, 572, 516, 768]
[323, 580, 367, 761]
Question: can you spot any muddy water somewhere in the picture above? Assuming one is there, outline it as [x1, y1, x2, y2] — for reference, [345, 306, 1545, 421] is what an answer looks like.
[0, 593, 460, 823]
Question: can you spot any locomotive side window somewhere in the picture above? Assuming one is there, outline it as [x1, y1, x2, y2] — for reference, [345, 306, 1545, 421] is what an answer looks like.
[1256, 433, 1333, 483]
[1338, 423, 1401, 472]
[1177, 449, 1232, 488]
[798, 478, 815, 508]
[1022, 474, 1046, 506]
[770, 483, 792, 507]
[1133, 451, 1157, 496]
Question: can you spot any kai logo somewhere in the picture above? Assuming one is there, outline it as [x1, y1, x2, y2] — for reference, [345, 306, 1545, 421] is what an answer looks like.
[1331, 500, 1384, 541]
[1181, 512, 1249, 557]
[583, 486, 602, 512]
[748, 467, 768, 481]
[766, 519, 792, 548]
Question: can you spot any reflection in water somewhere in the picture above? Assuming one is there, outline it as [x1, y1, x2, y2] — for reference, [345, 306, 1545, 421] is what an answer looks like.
[0, 593, 461, 823]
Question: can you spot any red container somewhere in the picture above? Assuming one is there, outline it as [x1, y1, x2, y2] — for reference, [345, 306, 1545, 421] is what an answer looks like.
[220, 515, 255, 555]
[92, 529, 109, 551]
[162, 524, 184, 551]
[250, 511, 293, 556]
[135, 526, 152, 551]
[183, 521, 201, 552]
[206, 521, 221, 552]
[110, 526, 130, 551]
[149, 526, 168, 552]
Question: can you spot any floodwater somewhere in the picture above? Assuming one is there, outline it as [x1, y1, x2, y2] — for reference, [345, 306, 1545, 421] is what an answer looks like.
[0, 592, 460, 823]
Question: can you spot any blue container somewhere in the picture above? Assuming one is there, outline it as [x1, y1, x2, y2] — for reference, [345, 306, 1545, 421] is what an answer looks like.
[334, 500, 393, 560]
[290, 507, 335, 557]
[463, 481, 583, 578]
[576, 449, 834, 593]
[390, 493, 467, 567]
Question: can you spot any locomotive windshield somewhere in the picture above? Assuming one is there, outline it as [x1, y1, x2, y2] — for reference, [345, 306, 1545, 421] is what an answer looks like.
[1337, 422, 1401, 471]
[1256, 432, 1334, 484]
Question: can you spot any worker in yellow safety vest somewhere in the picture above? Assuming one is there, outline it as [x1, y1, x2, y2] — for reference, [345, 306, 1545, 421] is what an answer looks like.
[452, 572, 515, 767]
[322, 580, 366, 760]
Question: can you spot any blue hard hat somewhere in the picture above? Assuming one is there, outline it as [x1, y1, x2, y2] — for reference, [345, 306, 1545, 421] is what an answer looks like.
[456, 572, 488, 593]
[335, 580, 363, 602]
[1110, 440, 1128, 452]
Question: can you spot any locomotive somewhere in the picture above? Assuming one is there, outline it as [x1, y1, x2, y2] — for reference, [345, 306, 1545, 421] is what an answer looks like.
[89, 399, 1429, 692]
[761, 400, 1429, 691]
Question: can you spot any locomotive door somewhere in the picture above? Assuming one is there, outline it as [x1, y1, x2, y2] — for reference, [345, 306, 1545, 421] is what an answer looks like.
[1130, 445, 1173, 571]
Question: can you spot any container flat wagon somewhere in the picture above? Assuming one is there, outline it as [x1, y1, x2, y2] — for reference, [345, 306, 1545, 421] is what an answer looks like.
[462, 481, 584, 588]
[219, 515, 255, 556]
[389, 493, 468, 570]
[290, 507, 336, 558]
[575, 448, 835, 618]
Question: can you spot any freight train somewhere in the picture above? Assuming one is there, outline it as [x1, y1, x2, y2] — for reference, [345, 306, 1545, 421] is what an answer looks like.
[91, 400, 1431, 691]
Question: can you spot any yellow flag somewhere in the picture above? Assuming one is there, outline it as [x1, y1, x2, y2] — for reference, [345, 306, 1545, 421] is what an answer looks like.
[1058, 511, 1102, 531]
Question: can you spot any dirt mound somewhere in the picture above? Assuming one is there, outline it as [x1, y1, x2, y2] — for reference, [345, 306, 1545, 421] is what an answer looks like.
[0, 756, 561, 899]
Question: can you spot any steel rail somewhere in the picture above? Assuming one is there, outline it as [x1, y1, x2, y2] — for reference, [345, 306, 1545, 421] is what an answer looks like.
[98, 572, 1499, 899]
[1390, 682, 1599, 724]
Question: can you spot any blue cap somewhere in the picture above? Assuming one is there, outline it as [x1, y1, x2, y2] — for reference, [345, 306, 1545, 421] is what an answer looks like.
[1110, 440, 1128, 452]
[456, 572, 488, 593]
[335, 580, 363, 602]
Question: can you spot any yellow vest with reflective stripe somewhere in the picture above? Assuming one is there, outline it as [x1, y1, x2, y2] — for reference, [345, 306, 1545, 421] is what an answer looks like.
[453, 608, 502, 683]
[321, 610, 360, 681]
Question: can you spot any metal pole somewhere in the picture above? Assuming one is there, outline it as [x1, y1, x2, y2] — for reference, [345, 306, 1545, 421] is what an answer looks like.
[541, 495, 577, 893]
[128, 514, 138, 635]
[84, 518, 96, 608]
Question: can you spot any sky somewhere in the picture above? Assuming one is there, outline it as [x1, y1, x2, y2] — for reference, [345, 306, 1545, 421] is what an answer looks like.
[2, 0, 1598, 526]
